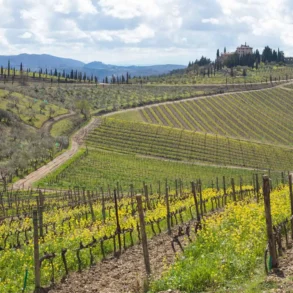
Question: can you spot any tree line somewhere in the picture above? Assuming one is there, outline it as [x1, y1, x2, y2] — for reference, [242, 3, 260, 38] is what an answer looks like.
[0, 60, 133, 85]
[218, 46, 285, 68]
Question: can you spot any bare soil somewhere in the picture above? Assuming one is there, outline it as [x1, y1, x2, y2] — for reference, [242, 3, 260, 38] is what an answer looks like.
[266, 242, 293, 292]
[49, 226, 191, 293]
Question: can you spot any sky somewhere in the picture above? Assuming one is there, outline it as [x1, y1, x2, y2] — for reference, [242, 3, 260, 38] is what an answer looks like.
[0, 0, 292, 65]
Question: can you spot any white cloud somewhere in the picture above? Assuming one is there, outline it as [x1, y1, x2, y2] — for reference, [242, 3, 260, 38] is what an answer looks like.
[98, 0, 162, 19]
[202, 18, 220, 24]
[54, 0, 98, 14]
[0, 29, 11, 48]
[1, 0, 293, 63]
[117, 24, 155, 43]
[19, 32, 33, 39]
[91, 24, 155, 44]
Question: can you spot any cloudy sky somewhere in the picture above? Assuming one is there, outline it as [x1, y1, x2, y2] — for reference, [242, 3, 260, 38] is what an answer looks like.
[0, 0, 292, 65]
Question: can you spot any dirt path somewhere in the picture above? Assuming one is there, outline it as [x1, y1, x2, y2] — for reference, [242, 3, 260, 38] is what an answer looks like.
[49, 224, 190, 293]
[265, 241, 293, 292]
[12, 81, 293, 190]
[41, 110, 76, 134]
[12, 117, 101, 189]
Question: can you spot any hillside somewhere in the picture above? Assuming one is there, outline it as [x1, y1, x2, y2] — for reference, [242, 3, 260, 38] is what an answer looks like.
[0, 53, 185, 79]
[112, 87, 293, 147]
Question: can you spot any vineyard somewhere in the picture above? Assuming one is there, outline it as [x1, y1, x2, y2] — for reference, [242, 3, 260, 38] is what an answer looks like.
[1, 176, 292, 293]
[141, 66, 293, 85]
[0, 178, 264, 293]
[81, 118, 293, 171]
[150, 181, 292, 292]
[1, 81, 281, 117]
[37, 148, 265, 191]
[114, 87, 293, 146]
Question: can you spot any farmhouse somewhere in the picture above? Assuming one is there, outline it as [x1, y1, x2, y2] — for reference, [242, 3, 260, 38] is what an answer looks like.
[218, 43, 253, 63]
[236, 43, 253, 56]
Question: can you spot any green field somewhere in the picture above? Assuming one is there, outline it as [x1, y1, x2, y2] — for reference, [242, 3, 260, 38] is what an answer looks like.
[50, 114, 84, 137]
[37, 148, 268, 191]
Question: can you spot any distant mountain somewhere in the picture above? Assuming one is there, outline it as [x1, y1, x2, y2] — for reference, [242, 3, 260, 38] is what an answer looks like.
[0, 53, 84, 70]
[0, 54, 185, 79]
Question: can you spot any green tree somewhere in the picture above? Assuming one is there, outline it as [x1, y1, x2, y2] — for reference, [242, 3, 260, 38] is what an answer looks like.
[76, 100, 90, 119]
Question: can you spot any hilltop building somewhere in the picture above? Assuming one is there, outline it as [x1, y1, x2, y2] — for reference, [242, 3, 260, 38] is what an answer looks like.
[217, 43, 253, 63]
[236, 43, 253, 56]
[219, 52, 234, 63]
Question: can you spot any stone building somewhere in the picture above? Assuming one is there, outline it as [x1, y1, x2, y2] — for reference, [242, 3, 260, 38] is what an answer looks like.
[236, 43, 253, 56]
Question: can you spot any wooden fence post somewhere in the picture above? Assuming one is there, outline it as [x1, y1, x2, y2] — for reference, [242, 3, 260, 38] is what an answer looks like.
[263, 175, 278, 268]
[114, 189, 122, 255]
[289, 174, 293, 239]
[33, 210, 41, 292]
[165, 186, 171, 235]
[136, 195, 151, 276]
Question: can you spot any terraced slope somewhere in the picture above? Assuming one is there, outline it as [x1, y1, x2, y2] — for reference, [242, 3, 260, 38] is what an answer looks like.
[114, 87, 293, 146]
[86, 118, 293, 171]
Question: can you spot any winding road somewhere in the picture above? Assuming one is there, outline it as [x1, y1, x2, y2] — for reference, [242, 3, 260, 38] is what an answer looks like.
[11, 81, 293, 189]
[12, 114, 101, 189]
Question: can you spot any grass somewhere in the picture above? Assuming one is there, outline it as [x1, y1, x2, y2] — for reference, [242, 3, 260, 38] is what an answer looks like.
[0, 89, 68, 128]
[50, 114, 84, 137]
[150, 187, 290, 292]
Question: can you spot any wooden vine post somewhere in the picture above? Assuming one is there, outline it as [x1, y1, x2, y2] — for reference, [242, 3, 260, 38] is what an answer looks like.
[144, 183, 151, 210]
[101, 187, 106, 223]
[223, 176, 226, 194]
[256, 174, 260, 203]
[38, 191, 44, 238]
[165, 186, 171, 235]
[191, 181, 200, 222]
[263, 175, 278, 269]
[289, 174, 293, 239]
[136, 195, 151, 276]
[198, 180, 204, 217]
[87, 191, 95, 222]
[33, 210, 41, 293]
[239, 176, 243, 200]
[114, 189, 122, 255]
[231, 178, 236, 202]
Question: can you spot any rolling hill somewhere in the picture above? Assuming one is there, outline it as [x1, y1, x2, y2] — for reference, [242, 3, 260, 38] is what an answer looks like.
[0, 53, 185, 79]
